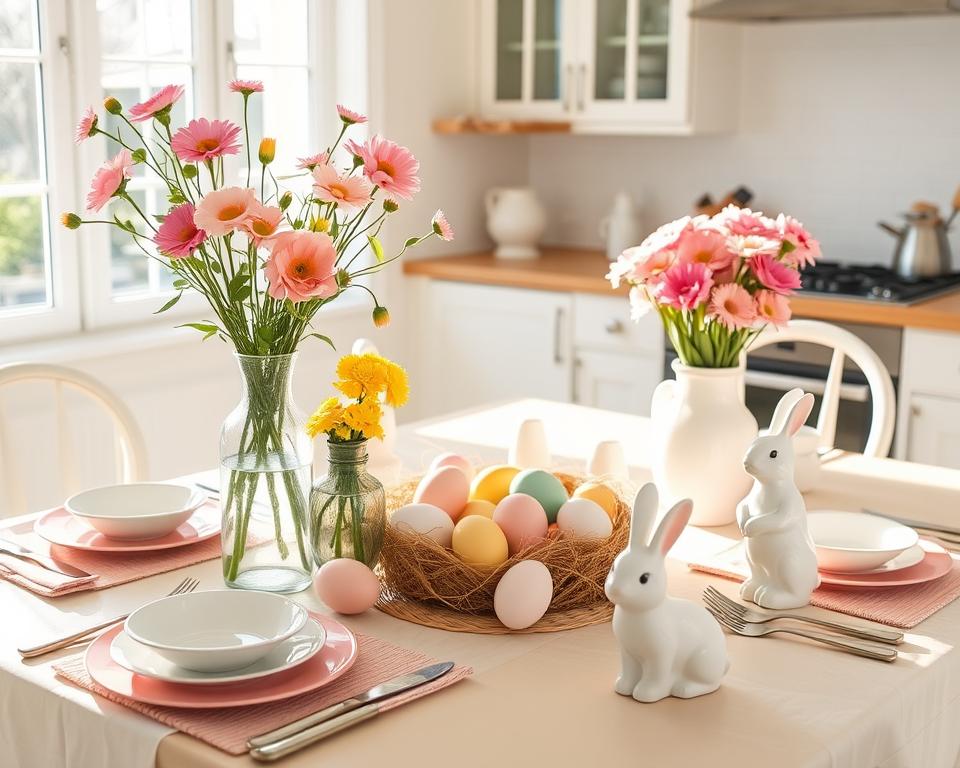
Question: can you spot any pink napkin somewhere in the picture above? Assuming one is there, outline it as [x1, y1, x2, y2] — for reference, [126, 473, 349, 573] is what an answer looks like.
[689, 540, 960, 628]
[0, 506, 221, 597]
[54, 630, 473, 756]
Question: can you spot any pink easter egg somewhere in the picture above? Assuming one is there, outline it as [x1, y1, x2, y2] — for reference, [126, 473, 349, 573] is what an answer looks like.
[429, 452, 475, 481]
[493, 493, 549, 556]
[413, 466, 470, 521]
[313, 558, 380, 615]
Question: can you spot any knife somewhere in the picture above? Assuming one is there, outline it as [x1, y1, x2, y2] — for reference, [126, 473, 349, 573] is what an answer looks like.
[247, 661, 454, 761]
[0, 537, 92, 579]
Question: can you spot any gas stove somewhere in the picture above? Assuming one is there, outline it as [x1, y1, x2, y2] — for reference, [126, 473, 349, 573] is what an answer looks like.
[800, 262, 960, 305]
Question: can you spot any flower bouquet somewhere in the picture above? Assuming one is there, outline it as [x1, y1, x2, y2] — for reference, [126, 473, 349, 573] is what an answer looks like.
[65, 81, 452, 591]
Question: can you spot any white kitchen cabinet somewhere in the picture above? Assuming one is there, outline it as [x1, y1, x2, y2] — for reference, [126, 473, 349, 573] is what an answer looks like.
[479, 0, 739, 134]
[904, 393, 960, 470]
[575, 349, 661, 414]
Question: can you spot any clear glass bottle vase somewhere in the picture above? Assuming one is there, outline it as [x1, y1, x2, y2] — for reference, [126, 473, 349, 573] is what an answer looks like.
[220, 353, 313, 593]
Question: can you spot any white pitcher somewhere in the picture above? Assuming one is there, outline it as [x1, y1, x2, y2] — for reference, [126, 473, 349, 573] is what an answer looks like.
[650, 361, 758, 526]
[485, 187, 546, 260]
[599, 192, 642, 261]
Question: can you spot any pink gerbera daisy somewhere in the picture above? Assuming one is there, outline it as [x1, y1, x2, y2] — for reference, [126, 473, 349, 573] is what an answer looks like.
[336, 104, 367, 125]
[756, 289, 791, 327]
[676, 227, 736, 272]
[129, 84, 185, 123]
[658, 262, 714, 311]
[296, 153, 329, 171]
[74, 106, 97, 144]
[311, 164, 373, 212]
[170, 118, 242, 163]
[431, 210, 454, 241]
[228, 79, 264, 95]
[719, 205, 779, 238]
[777, 214, 821, 268]
[264, 231, 338, 304]
[86, 149, 133, 212]
[154, 203, 206, 259]
[193, 187, 257, 237]
[709, 283, 756, 329]
[345, 135, 420, 201]
[242, 201, 285, 247]
[750, 252, 802, 295]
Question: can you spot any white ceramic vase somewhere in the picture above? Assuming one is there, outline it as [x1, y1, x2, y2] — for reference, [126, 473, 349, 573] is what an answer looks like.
[485, 187, 546, 260]
[650, 361, 758, 527]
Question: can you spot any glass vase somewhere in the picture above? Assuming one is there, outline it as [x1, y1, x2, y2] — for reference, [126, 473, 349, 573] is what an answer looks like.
[310, 440, 386, 568]
[220, 353, 313, 593]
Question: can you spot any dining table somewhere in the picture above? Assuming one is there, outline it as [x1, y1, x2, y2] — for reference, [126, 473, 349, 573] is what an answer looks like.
[3, 398, 960, 768]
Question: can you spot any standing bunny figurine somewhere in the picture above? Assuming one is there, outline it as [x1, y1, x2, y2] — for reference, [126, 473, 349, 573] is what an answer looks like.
[605, 483, 728, 703]
[738, 388, 820, 610]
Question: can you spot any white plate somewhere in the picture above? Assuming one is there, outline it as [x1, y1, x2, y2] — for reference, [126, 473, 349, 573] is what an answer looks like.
[125, 590, 308, 673]
[808, 510, 919, 573]
[65, 483, 207, 541]
[110, 618, 326, 685]
[819, 543, 925, 575]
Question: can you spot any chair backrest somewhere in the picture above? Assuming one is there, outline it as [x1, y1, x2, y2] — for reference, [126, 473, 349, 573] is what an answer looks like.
[743, 320, 896, 458]
[0, 363, 147, 517]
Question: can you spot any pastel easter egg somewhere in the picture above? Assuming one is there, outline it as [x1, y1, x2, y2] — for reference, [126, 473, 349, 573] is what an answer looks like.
[451, 515, 509, 568]
[494, 560, 553, 630]
[390, 503, 454, 548]
[429, 452, 475, 482]
[493, 493, 549, 555]
[509, 469, 569, 524]
[460, 499, 496, 519]
[573, 481, 619, 522]
[413, 466, 469, 521]
[313, 558, 380, 615]
[556, 498, 613, 539]
[469, 465, 522, 505]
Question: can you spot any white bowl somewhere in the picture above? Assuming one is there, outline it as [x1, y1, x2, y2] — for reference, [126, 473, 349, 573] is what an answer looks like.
[125, 590, 308, 673]
[65, 483, 206, 541]
[808, 510, 919, 573]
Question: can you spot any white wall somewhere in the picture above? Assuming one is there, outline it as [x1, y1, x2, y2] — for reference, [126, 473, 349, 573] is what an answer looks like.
[529, 16, 960, 267]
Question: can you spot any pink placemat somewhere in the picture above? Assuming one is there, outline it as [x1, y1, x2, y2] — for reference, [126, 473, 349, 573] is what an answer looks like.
[0, 506, 221, 597]
[689, 541, 960, 628]
[54, 630, 473, 756]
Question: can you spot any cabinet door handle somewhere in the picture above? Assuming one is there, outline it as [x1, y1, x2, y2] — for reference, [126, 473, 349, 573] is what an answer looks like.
[554, 307, 565, 364]
[605, 319, 624, 334]
[577, 63, 586, 111]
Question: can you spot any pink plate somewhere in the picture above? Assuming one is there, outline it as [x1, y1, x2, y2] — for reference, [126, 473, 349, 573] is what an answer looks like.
[34, 503, 220, 552]
[819, 539, 954, 588]
[84, 612, 358, 708]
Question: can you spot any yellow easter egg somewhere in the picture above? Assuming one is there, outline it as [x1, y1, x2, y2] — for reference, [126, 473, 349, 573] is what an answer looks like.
[573, 481, 619, 522]
[460, 499, 496, 519]
[452, 516, 509, 568]
[469, 465, 521, 505]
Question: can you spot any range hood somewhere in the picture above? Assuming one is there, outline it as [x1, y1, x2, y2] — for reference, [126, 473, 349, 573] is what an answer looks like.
[690, 0, 960, 21]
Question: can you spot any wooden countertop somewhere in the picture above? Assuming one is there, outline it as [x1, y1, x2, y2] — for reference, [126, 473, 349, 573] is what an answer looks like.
[403, 248, 960, 333]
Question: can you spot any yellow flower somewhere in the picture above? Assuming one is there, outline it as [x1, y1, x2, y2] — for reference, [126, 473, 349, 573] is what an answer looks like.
[342, 398, 384, 440]
[382, 359, 409, 408]
[334, 353, 387, 399]
[306, 396, 344, 439]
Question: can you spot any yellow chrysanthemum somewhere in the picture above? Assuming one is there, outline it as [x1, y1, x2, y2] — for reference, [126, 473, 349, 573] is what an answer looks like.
[382, 359, 409, 408]
[305, 396, 344, 439]
[342, 398, 385, 440]
[334, 353, 388, 399]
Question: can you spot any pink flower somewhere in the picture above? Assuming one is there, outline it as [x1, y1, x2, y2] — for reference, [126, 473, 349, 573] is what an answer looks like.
[751, 252, 802, 295]
[311, 163, 373, 212]
[170, 118, 242, 163]
[756, 289, 791, 327]
[658, 262, 714, 311]
[336, 105, 367, 125]
[345, 135, 420, 201]
[242, 201, 284, 247]
[718, 205, 779, 238]
[676, 227, 736, 272]
[264, 231, 338, 303]
[154, 203, 205, 259]
[129, 84, 184, 122]
[778, 214, 821, 268]
[74, 106, 97, 143]
[431, 210, 454, 241]
[608, 245, 675, 287]
[229, 79, 263, 95]
[709, 283, 756, 330]
[728, 233, 781, 260]
[193, 187, 257, 236]
[296, 152, 329, 171]
[86, 149, 133, 212]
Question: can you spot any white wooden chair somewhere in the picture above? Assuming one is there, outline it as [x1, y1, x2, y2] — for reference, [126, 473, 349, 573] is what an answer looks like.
[0, 363, 147, 517]
[744, 320, 896, 458]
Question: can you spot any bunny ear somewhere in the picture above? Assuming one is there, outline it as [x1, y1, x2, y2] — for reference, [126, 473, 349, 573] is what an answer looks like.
[650, 498, 694, 557]
[781, 392, 816, 437]
[629, 483, 659, 549]
[769, 388, 805, 433]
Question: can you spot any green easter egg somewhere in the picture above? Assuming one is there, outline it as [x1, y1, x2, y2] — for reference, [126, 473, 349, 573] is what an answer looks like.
[508, 469, 569, 524]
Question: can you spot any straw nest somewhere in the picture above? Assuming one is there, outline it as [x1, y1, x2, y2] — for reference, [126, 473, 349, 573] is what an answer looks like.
[379, 471, 630, 614]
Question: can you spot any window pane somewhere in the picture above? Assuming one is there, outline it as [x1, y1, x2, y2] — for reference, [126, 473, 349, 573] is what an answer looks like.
[233, 0, 307, 65]
[0, 0, 38, 50]
[109, 189, 150, 294]
[532, 0, 561, 101]
[97, 0, 144, 58]
[0, 194, 47, 309]
[144, 0, 192, 58]
[495, 0, 522, 100]
[637, 0, 669, 100]
[594, 0, 627, 101]
[0, 61, 41, 181]
[236, 64, 308, 172]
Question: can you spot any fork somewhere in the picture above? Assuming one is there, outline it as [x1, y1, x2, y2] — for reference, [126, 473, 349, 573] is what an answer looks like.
[703, 586, 903, 645]
[18, 577, 200, 659]
[706, 603, 898, 662]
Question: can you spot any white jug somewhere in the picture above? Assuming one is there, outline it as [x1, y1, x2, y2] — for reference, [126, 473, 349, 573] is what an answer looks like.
[599, 192, 642, 261]
[485, 187, 546, 260]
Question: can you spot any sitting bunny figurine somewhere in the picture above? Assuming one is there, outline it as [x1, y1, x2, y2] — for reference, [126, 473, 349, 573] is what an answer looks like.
[605, 483, 728, 703]
[738, 388, 821, 610]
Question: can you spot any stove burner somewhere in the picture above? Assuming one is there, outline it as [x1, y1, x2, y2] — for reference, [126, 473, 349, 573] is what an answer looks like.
[800, 262, 960, 304]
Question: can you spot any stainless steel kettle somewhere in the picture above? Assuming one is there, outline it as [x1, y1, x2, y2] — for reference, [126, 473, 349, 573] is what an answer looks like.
[878, 208, 952, 280]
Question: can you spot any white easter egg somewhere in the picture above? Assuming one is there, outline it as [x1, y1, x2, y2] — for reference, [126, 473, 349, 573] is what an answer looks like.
[494, 560, 554, 630]
[390, 503, 455, 548]
[556, 498, 613, 539]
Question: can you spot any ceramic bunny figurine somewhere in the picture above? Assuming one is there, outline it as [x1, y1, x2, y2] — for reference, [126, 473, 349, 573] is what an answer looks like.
[737, 388, 821, 610]
[605, 483, 728, 703]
